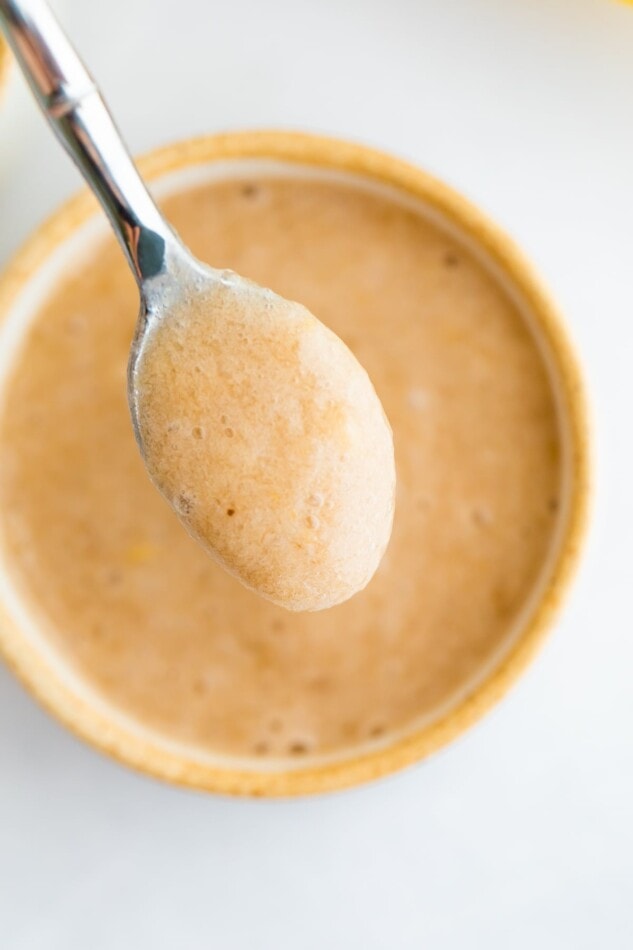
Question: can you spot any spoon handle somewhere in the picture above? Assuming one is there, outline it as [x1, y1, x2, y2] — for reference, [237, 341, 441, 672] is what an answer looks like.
[0, 0, 183, 283]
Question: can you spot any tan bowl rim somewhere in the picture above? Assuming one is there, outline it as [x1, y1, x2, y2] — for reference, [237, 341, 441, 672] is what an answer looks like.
[0, 36, 10, 104]
[0, 130, 591, 797]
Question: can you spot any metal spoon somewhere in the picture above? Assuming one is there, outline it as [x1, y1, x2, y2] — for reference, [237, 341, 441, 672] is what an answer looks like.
[0, 0, 395, 611]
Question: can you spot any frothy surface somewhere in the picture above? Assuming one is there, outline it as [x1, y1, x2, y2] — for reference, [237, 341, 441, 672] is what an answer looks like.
[132, 272, 394, 611]
[0, 174, 563, 760]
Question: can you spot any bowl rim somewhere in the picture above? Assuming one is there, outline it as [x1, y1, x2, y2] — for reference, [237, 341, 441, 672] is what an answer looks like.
[0, 36, 10, 105]
[0, 130, 591, 796]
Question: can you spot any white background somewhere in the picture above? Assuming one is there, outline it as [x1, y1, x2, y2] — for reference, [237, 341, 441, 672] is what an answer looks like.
[1, 0, 632, 946]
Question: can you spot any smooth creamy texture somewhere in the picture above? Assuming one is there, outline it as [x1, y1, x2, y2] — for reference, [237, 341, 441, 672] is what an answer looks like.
[0, 175, 563, 760]
[132, 274, 395, 611]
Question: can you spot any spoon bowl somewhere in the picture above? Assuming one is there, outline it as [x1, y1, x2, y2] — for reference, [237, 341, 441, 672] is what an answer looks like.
[131, 254, 395, 610]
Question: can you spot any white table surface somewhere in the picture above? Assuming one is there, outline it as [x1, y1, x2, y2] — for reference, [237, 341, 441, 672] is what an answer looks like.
[1, 0, 632, 946]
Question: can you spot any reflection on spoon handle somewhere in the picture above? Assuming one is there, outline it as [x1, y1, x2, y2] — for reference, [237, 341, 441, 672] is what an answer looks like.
[0, 0, 182, 282]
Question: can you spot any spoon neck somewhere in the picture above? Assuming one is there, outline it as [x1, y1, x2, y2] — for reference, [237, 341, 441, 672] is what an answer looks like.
[69, 91, 187, 285]
[0, 0, 186, 285]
